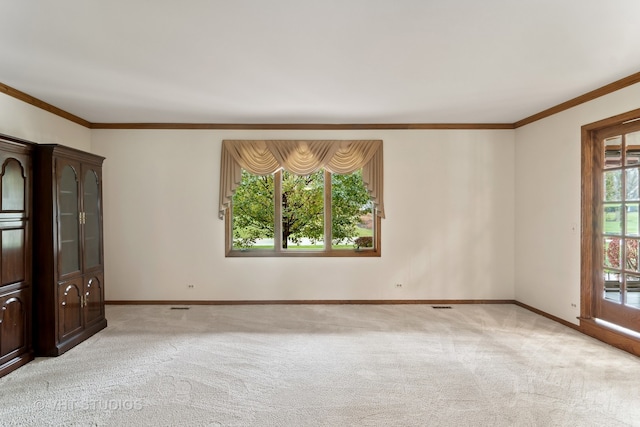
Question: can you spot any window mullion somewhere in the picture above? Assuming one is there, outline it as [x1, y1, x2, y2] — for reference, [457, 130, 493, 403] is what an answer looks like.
[622, 134, 628, 303]
[274, 170, 283, 252]
[324, 170, 331, 252]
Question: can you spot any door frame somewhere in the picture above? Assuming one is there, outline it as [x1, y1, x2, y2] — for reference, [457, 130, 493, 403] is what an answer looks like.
[581, 107, 640, 333]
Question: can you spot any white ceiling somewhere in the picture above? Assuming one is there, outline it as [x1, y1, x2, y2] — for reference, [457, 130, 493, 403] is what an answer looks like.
[1, 0, 640, 125]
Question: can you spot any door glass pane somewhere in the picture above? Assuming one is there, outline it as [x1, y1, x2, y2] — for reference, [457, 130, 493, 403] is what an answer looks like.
[331, 170, 374, 250]
[60, 166, 80, 274]
[604, 136, 622, 168]
[282, 170, 324, 250]
[604, 270, 621, 303]
[625, 239, 639, 272]
[603, 204, 622, 235]
[604, 237, 621, 269]
[596, 126, 640, 332]
[626, 131, 640, 166]
[625, 274, 640, 309]
[84, 170, 101, 268]
[626, 168, 639, 200]
[626, 204, 640, 236]
[232, 171, 275, 250]
[604, 170, 622, 201]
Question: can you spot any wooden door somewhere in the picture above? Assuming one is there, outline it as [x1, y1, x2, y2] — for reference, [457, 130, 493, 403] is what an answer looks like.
[596, 121, 640, 332]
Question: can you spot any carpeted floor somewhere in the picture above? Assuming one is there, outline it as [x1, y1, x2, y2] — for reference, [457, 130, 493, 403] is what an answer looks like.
[1, 304, 639, 426]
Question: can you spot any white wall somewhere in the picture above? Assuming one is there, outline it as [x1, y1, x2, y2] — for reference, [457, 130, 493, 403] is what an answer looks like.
[0, 92, 91, 150]
[6, 79, 640, 312]
[91, 129, 515, 301]
[514, 82, 640, 325]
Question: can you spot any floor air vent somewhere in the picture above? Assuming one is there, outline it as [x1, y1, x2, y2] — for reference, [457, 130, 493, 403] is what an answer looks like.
[170, 307, 190, 310]
[432, 306, 452, 309]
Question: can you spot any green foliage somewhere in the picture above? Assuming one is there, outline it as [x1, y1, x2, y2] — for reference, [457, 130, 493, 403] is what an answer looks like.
[232, 172, 274, 248]
[331, 172, 372, 245]
[605, 170, 621, 201]
[231, 169, 372, 249]
[281, 170, 325, 247]
[627, 168, 639, 199]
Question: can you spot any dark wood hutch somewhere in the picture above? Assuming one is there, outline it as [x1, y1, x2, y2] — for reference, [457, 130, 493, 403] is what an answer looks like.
[0, 134, 33, 377]
[0, 134, 106, 377]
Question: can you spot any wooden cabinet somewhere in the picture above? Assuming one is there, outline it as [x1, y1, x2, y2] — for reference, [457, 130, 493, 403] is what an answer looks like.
[34, 145, 106, 356]
[0, 138, 107, 373]
[0, 136, 33, 377]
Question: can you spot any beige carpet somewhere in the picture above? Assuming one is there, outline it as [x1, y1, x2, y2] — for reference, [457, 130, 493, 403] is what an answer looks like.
[1, 304, 639, 426]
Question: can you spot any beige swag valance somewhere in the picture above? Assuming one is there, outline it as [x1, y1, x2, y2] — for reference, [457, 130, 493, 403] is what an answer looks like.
[219, 139, 384, 219]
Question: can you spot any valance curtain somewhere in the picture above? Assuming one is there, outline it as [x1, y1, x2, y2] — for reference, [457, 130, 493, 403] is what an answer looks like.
[219, 139, 384, 219]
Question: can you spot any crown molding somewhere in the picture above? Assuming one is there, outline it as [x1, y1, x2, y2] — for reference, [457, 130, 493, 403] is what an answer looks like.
[89, 122, 514, 130]
[2, 71, 639, 130]
[0, 82, 91, 128]
[513, 71, 640, 128]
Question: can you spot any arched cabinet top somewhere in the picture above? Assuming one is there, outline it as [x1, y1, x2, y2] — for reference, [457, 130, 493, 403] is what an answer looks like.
[1, 158, 26, 178]
[0, 157, 26, 212]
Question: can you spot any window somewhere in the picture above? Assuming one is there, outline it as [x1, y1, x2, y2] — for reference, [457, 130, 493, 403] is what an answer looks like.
[219, 140, 384, 257]
[582, 109, 640, 335]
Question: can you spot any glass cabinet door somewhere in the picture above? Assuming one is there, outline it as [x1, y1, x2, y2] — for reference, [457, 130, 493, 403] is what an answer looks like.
[1, 158, 27, 286]
[83, 170, 101, 269]
[59, 165, 80, 275]
[1, 158, 25, 211]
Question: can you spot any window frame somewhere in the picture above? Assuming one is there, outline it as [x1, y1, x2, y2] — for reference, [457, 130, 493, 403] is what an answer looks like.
[225, 169, 381, 257]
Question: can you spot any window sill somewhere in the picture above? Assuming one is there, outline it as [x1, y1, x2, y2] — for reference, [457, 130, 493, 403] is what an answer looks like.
[225, 248, 381, 258]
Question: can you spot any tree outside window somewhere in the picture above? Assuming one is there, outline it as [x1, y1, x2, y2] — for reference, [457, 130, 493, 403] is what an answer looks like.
[231, 169, 376, 254]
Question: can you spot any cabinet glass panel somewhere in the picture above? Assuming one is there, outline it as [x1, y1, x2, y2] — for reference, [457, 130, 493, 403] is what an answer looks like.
[1, 159, 25, 211]
[84, 170, 100, 268]
[60, 166, 80, 274]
